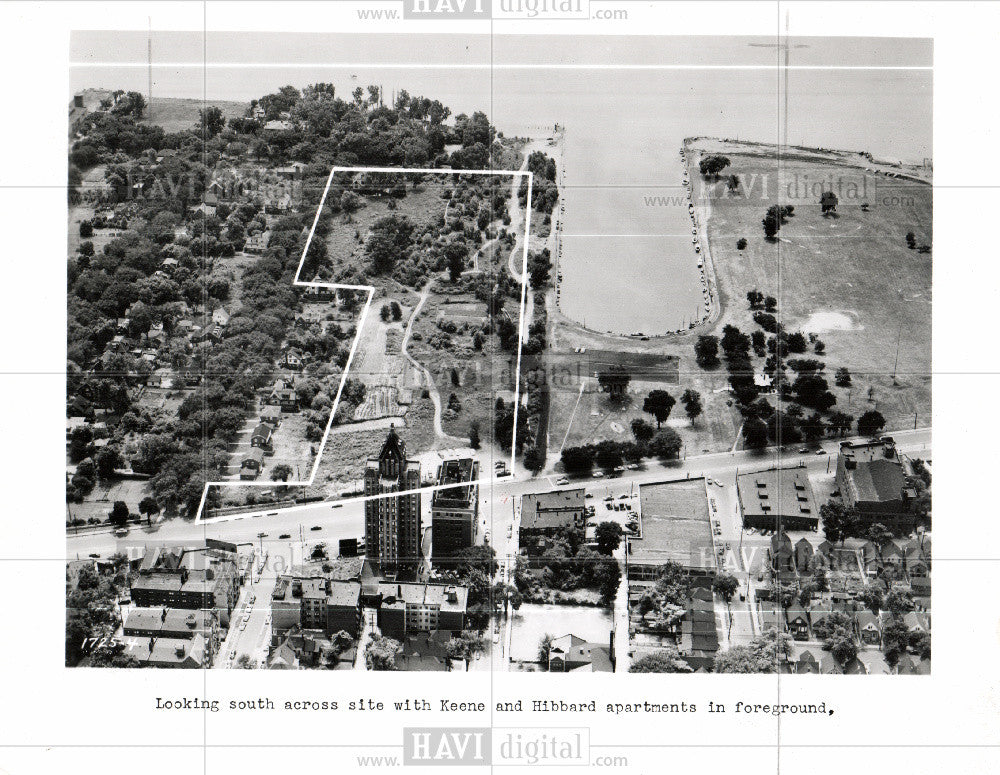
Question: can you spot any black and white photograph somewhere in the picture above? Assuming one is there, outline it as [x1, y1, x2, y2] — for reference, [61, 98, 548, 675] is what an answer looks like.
[1, 1, 998, 773]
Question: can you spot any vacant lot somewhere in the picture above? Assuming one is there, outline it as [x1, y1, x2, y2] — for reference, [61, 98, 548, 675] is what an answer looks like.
[140, 98, 248, 133]
[323, 182, 447, 282]
[408, 291, 517, 441]
[693, 146, 932, 431]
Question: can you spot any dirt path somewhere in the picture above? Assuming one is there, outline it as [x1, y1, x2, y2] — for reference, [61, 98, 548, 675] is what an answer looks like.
[400, 282, 465, 445]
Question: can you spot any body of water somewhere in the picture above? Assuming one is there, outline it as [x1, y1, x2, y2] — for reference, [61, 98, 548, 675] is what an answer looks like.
[71, 33, 931, 334]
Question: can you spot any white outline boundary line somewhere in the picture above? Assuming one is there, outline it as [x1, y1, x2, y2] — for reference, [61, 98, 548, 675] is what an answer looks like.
[195, 165, 533, 524]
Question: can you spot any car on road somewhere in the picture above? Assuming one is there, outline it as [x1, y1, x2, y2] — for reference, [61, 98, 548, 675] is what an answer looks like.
[88, 553, 100, 559]
[229, 651, 236, 661]
[279, 533, 290, 539]
[585, 492, 593, 498]
[311, 525, 322, 531]
[249, 593, 256, 604]
[113, 527, 129, 537]
[555, 477, 570, 485]
[798, 447, 809, 454]
[592, 471, 604, 478]
[815, 449, 826, 455]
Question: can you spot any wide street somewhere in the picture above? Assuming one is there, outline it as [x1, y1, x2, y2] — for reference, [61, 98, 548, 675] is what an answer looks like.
[69, 427, 930, 560]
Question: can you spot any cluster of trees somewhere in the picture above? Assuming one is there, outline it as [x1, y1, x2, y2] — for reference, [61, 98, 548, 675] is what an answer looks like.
[519, 151, 559, 214]
[65, 554, 131, 667]
[519, 526, 621, 605]
[560, 426, 682, 476]
[712, 627, 793, 673]
[761, 204, 793, 240]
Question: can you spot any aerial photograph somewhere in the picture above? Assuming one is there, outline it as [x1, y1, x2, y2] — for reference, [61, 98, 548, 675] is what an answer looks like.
[66, 31, 931, 675]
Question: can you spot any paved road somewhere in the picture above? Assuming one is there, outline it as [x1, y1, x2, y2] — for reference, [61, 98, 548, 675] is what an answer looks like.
[68, 429, 931, 561]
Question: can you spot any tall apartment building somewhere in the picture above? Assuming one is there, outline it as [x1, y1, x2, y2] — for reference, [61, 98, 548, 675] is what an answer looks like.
[364, 426, 422, 571]
[431, 458, 480, 561]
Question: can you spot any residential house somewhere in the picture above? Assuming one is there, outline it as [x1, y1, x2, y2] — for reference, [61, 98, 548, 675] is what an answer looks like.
[260, 406, 282, 428]
[250, 423, 274, 451]
[769, 532, 794, 572]
[241, 448, 265, 480]
[794, 538, 814, 572]
[856, 611, 882, 646]
[785, 605, 810, 640]
[547, 633, 614, 673]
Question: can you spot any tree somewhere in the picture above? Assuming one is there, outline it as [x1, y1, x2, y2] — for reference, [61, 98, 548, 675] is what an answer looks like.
[694, 335, 719, 368]
[834, 367, 851, 387]
[630, 647, 693, 673]
[538, 633, 554, 664]
[445, 242, 468, 282]
[365, 635, 401, 670]
[825, 624, 858, 665]
[597, 365, 630, 401]
[746, 289, 764, 309]
[698, 155, 730, 179]
[595, 521, 624, 555]
[736, 238, 748, 250]
[138, 496, 160, 524]
[365, 214, 415, 275]
[905, 231, 917, 249]
[860, 586, 884, 615]
[468, 420, 481, 449]
[561, 445, 594, 475]
[79, 220, 93, 238]
[712, 572, 740, 603]
[742, 417, 769, 450]
[857, 410, 886, 437]
[713, 628, 793, 673]
[820, 190, 838, 214]
[828, 411, 854, 437]
[270, 464, 294, 482]
[523, 446, 546, 473]
[630, 418, 654, 443]
[199, 106, 226, 138]
[648, 428, 683, 460]
[108, 500, 130, 527]
[821, 500, 859, 545]
[762, 210, 780, 240]
[801, 412, 826, 443]
[680, 389, 703, 425]
[642, 390, 675, 428]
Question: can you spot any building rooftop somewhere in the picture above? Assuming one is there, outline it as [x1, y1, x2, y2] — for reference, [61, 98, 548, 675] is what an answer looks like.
[521, 489, 585, 531]
[737, 467, 818, 521]
[432, 458, 479, 509]
[377, 581, 468, 613]
[631, 479, 713, 570]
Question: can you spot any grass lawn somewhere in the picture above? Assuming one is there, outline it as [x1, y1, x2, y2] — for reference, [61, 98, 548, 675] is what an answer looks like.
[140, 98, 248, 133]
[692, 147, 932, 432]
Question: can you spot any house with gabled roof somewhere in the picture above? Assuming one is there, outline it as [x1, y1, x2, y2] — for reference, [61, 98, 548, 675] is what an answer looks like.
[855, 611, 881, 646]
[240, 448, 265, 480]
[785, 605, 810, 640]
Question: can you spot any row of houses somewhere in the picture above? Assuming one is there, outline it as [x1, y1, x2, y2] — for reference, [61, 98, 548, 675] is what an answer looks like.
[761, 598, 930, 646]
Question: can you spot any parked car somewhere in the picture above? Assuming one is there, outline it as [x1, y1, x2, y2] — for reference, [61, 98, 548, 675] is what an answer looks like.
[311, 525, 322, 531]
[279, 533, 290, 539]
[556, 477, 570, 485]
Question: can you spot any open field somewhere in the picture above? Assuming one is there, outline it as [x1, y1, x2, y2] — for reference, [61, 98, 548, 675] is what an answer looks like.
[140, 98, 249, 133]
[689, 144, 932, 431]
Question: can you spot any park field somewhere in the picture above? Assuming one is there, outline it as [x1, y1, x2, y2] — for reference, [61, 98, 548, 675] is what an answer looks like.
[691, 143, 932, 432]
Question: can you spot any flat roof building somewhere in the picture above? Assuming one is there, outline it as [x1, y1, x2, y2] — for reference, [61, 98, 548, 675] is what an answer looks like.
[431, 458, 480, 562]
[737, 468, 819, 532]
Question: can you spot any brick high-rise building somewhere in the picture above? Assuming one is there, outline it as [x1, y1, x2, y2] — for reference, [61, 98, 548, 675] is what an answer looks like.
[364, 426, 422, 571]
